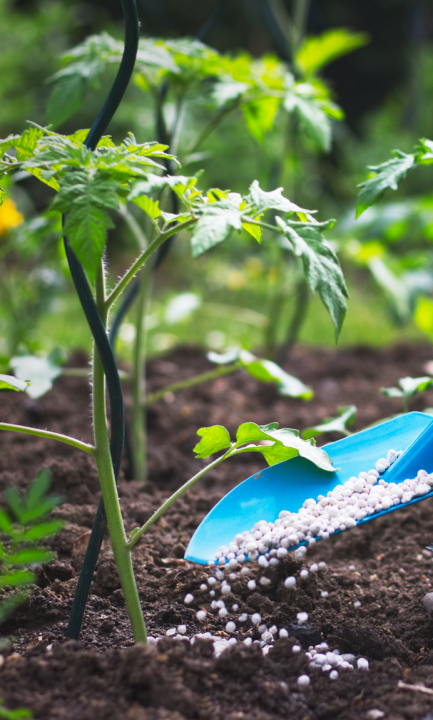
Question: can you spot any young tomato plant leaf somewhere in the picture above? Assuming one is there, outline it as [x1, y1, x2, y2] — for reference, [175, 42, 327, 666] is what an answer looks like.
[246, 180, 310, 215]
[303, 405, 357, 439]
[0, 375, 28, 392]
[10, 355, 62, 399]
[356, 151, 416, 218]
[276, 216, 348, 340]
[51, 169, 120, 282]
[238, 350, 313, 400]
[381, 376, 433, 408]
[296, 29, 369, 75]
[194, 426, 232, 459]
[234, 422, 335, 471]
[284, 94, 332, 152]
[190, 195, 243, 257]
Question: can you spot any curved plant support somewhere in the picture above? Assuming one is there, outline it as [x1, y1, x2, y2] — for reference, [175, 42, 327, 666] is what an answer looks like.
[65, 0, 139, 640]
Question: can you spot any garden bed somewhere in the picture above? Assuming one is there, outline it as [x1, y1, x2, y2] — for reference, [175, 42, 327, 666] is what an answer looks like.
[1, 343, 433, 719]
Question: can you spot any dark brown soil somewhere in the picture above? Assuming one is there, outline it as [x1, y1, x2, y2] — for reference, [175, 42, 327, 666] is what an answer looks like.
[2, 344, 433, 719]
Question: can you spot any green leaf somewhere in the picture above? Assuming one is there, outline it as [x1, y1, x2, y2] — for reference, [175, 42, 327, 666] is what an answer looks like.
[296, 29, 369, 74]
[246, 179, 310, 216]
[276, 216, 348, 341]
[190, 195, 243, 257]
[239, 350, 313, 399]
[382, 376, 433, 400]
[242, 97, 280, 143]
[193, 426, 232, 459]
[10, 355, 62, 399]
[26, 468, 52, 512]
[17, 521, 63, 542]
[133, 195, 160, 219]
[47, 73, 86, 128]
[5, 488, 24, 525]
[356, 151, 416, 218]
[0, 510, 12, 534]
[2, 548, 53, 565]
[234, 422, 334, 471]
[207, 348, 240, 365]
[0, 570, 35, 589]
[285, 94, 332, 151]
[51, 169, 120, 282]
[0, 374, 28, 392]
[303, 405, 357, 439]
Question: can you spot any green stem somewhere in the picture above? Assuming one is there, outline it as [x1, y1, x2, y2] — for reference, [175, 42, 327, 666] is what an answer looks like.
[92, 261, 146, 643]
[132, 264, 153, 482]
[127, 450, 233, 549]
[105, 219, 196, 311]
[61, 367, 131, 381]
[0, 422, 95, 455]
[117, 204, 148, 250]
[145, 363, 239, 407]
[184, 101, 240, 158]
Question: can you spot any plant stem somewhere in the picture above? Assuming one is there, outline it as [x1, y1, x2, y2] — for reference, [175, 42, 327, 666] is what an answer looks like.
[145, 363, 239, 407]
[132, 263, 152, 482]
[62, 367, 131, 381]
[127, 450, 233, 549]
[92, 261, 146, 643]
[105, 218, 195, 311]
[0, 423, 95, 455]
[184, 101, 240, 158]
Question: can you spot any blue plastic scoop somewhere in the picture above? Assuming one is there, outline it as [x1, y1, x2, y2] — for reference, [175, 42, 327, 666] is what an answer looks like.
[185, 412, 433, 564]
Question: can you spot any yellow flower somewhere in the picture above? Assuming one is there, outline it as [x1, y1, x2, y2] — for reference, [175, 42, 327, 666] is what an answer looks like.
[0, 198, 24, 236]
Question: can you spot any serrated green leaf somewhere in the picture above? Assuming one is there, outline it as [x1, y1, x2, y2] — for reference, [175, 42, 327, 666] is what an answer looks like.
[132, 195, 160, 219]
[234, 422, 334, 471]
[191, 195, 243, 257]
[285, 94, 332, 151]
[52, 169, 120, 282]
[303, 405, 357, 439]
[0, 374, 28, 392]
[193, 426, 232, 459]
[296, 29, 369, 75]
[242, 220, 262, 242]
[47, 73, 86, 128]
[276, 216, 348, 341]
[10, 355, 62, 399]
[356, 151, 415, 218]
[246, 179, 311, 216]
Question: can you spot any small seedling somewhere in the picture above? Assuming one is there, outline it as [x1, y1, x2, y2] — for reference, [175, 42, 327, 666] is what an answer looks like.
[303, 405, 357, 439]
[0, 467, 63, 626]
[0, 699, 32, 720]
[381, 376, 433, 414]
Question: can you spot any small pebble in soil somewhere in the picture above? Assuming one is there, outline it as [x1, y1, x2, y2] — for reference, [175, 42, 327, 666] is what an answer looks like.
[297, 675, 310, 688]
[260, 577, 271, 586]
[279, 628, 289, 638]
[318, 562, 327, 571]
[232, 604, 239, 611]
[238, 613, 248, 622]
[177, 625, 187, 635]
[184, 594, 194, 604]
[200, 584, 207, 591]
[225, 621, 236, 633]
[330, 670, 339, 680]
[247, 580, 257, 591]
[251, 613, 261, 625]
[353, 600, 361, 609]
[284, 576, 296, 588]
[349, 565, 356, 571]
[292, 645, 301, 653]
[297, 612, 308, 625]
[310, 563, 319, 572]
[196, 610, 207, 621]
[423, 592, 433, 613]
[321, 591, 329, 598]
[357, 658, 369, 670]
[218, 608, 228, 617]
[208, 577, 216, 586]
[300, 569, 309, 579]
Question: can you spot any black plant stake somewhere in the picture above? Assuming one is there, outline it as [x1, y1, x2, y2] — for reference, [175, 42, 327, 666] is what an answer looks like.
[65, 0, 139, 640]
